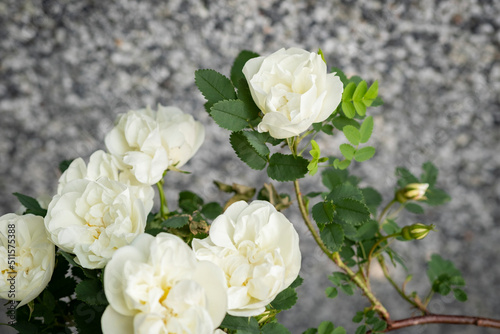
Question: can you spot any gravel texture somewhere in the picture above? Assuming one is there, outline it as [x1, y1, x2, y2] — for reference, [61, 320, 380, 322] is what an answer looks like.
[1, 1, 499, 333]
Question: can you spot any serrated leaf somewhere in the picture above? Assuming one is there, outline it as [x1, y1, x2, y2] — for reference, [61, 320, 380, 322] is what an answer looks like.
[335, 198, 370, 225]
[230, 131, 268, 170]
[210, 100, 254, 131]
[231, 50, 260, 88]
[267, 153, 308, 182]
[195, 69, 236, 104]
[75, 280, 107, 306]
[270, 286, 298, 310]
[341, 101, 356, 118]
[351, 220, 379, 241]
[354, 146, 376, 162]
[179, 191, 204, 212]
[332, 327, 346, 334]
[322, 168, 348, 190]
[221, 315, 260, 333]
[352, 312, 364, 323]
[320, 223, 344, 252]
[73, 302, 106, 334]
[423, 188, 451, 206]
[421, 161, 439, 187]
[327, 184, 364, 203]
[13, 193, 47, 217]
[396, 167, 419, 187]
[405, 202, 424, 214]
[361, 187, 382, 216]
[359, 116, 374, 143]
[353, 80, 368, 101]
[161, 216, 189, 229]
[339, 143, 355, 160]
[325, 287, 338, 299]
[353, 100, 367, 116]
[201, 202, 223, 220]
[343, 125, 360, 146]
[332, 115, 360, 130]
[312, 201, 336, 224]
[290, 275, 304, 289]
[372, 319, 387, 332]
[355, 325, 367, 334]
[342, 82, 356, 101]
[262, 323, 291, 334]
[318, 321, 335, 334]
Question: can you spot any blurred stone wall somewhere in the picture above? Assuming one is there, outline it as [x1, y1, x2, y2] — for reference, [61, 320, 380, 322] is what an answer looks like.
[1, 1, 499, 333]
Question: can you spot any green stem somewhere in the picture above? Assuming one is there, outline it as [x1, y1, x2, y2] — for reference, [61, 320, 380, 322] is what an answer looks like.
[156, 178, 169, 218]
[379, 257, 428, 314]
[378, 199, 396, 224]
[293, 179, 390, 321]
[365, 233, 399, 281]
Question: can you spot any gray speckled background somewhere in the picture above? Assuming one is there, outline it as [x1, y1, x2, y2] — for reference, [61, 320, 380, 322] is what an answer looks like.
[1, 1, 500, 333]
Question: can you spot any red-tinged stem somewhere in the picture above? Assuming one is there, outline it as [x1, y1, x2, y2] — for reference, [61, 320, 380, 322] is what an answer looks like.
[376, 314, 500, 332]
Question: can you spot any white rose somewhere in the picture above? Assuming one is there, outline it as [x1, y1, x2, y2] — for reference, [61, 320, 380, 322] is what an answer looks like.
[58, 150, 154, 214]
[0, 213, 55, 307]
[105, 105, 205, 185]
[242, 47, 343, 139]
[102, 233, 227, 334]
[192, 200, 301, 317]
[45, 177, 147, 269]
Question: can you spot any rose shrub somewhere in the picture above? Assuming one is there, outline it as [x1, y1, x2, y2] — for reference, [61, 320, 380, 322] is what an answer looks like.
[192, 200, 301, 316]
[242, 47, 343, 139]
[0, 213, 55, 307]
[102, 233, 227, 334]
[105, 105, 205, 185]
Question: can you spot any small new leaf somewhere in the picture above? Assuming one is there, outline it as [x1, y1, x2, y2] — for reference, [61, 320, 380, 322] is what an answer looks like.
[352, 81, 368, 101]
[341, 101, 356, 119]
[359, 116, 374, 143]
[354, 146, 376, 162]
[339, 144, 355, 160]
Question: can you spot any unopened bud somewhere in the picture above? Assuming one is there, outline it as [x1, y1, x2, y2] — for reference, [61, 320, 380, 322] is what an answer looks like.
[396, 183, 429, 203]
[401, 223, 435, 240]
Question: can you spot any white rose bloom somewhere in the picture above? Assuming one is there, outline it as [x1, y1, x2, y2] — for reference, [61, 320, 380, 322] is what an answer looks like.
[45, 177, 147, 269]
[192, 200, 301, 317]
[102, 233, 227, 334]
[242, 47, 343, 139]
[58, 150, 154, 213]
[0, 213, 55, 307]
[105, 105, 205, 185]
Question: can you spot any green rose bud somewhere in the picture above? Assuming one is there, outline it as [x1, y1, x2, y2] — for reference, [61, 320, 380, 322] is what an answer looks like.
[396, 183, 429, 203]
[401, 223, 435, 240]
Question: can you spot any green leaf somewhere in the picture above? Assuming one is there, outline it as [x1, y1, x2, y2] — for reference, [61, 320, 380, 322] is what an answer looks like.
[322, 168, 349, 190]
[420, 161, 438, 187]
[230, 131, 268, 170]
[354, 147, 376, 162]
[352, 312, 364, 323]
[331, 115, 360, 130]
[161, 216, 189, 229]
[210, 100, 254, 131]
[221, 315, 260, 333]
[331, 67, 348, 86]
[343, 125, 360, 146]
[13, 193, 47, 217]
[372, 319, 387, 332]
[341, 101, 356, 119]
[73, 302, 106, 334]
[59, 159, 74, 173]
[339, 144, 355, 160]
[327, 184, 364, 203]
[236, 78, 261, 117]
[231, 50, 260, 88]
[336, 159, 351, 170]
[348, 76, 363, 85]
[290, 275, 304, 289]
[318, 321, 335, 334]
[335, 198, 370, 225]
[312, 201, 336, 224]
[325, 287, 338, 299]
[332, 327, 346, 334]
[453, 288, 468, 302]
[427, 254, 466, 297]
[75, 279, 107, 306]
[363, 81, 379, 106]
[423, 188, 451, 206]
[195, 69, 236, 104]
[201, 202, 223, 220]
[351, 220, 379, 241]
[361, 187, 382, 216]
[270, 286, 298, 310]
[359, 116, 374, 143]
[267, 153, 309, 182]
[342, 82, 356, 100]
[353, 81, 368, 101]
[179, 191, 204, 211]
[396, 167, 419, 187]
[262, 323, 291, 334]
[353, 100, 367, 116]
[355, 325, 367, 334]
[371, 96, 384, 107]
[405, 203, 424, 214]
[320, 223, 344, 252]
[303, 329, 318, 334]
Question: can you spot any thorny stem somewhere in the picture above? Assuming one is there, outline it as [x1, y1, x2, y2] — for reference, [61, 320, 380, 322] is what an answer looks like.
[293, 179, 390, 321]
